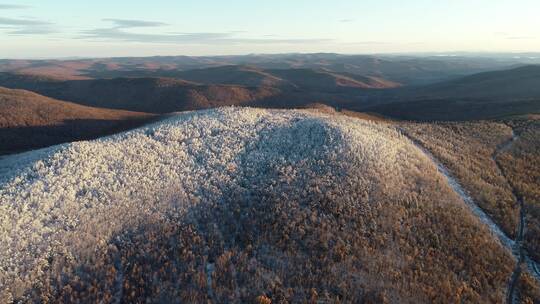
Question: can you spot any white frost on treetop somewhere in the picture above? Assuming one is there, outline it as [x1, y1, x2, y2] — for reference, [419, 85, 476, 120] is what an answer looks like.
[0, 107, 437, 296]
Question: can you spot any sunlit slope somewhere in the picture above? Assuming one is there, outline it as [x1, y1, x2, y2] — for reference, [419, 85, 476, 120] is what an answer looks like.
[0, 107, 514, 303]
[0, 86, 154, 154]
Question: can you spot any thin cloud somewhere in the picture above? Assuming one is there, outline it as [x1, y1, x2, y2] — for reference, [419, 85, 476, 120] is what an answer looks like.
[81, 28, 231, 43]
[80, 19, 331, 45]
[8, 27, 57, 35]
[103, 18, 168, 28]
[339, 19, 354, 23]
[0, 17, 52, 26]
[0, 4, 31, 9]
[81, 28, 330, 44]
[0, 16, 56, 35]
[344, 41, 390, 45]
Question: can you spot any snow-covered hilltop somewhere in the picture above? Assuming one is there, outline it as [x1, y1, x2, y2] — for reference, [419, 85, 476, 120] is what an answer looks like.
[0, 108, 515, 302]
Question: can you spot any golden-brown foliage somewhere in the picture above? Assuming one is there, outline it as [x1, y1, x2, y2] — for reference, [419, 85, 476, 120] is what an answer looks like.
[398, 121, 518, 237]
[497, 118, 540, 263]
[395, 117, 540, 301]
[517, 272, 540, 304]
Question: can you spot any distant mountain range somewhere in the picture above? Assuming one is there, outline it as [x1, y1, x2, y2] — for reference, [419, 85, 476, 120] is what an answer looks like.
[0, 54, 539, 124]
[1, 53, 534, 84]
[84, 65, 400, 90]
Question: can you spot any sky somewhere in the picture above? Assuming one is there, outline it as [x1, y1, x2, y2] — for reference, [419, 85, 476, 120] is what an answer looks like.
[1, 0, 539, 58]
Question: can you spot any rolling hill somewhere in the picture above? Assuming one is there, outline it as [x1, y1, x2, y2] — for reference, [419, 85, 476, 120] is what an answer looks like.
[364, 65, 540, 120]
[0, 107, 521, 302]
[77, 65, 291, 88]
[266, 68, 401, 90]
[3, 64, 540, 122]
[404, 65, 540, 100]
[0, 87, 155, 154]
[0, 74, 281, 113]
[1, 53, 533, 85]
[161, 65, 290, 88]
[172, 66, 402, 90]
[0, 71, 390, 115]
[76, 65, 402, 90]
[366, 98, 540, 121]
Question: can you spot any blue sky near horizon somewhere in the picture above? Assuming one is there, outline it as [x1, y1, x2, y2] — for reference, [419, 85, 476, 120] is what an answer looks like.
[1, 0, 539, 58]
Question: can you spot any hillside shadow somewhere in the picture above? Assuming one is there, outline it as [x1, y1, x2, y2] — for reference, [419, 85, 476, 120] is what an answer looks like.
[364, 98, 540, 121]
[0, 117, 157, 156]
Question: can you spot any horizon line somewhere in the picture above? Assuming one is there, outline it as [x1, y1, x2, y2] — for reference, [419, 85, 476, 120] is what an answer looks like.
[3, 50, 540, 61]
